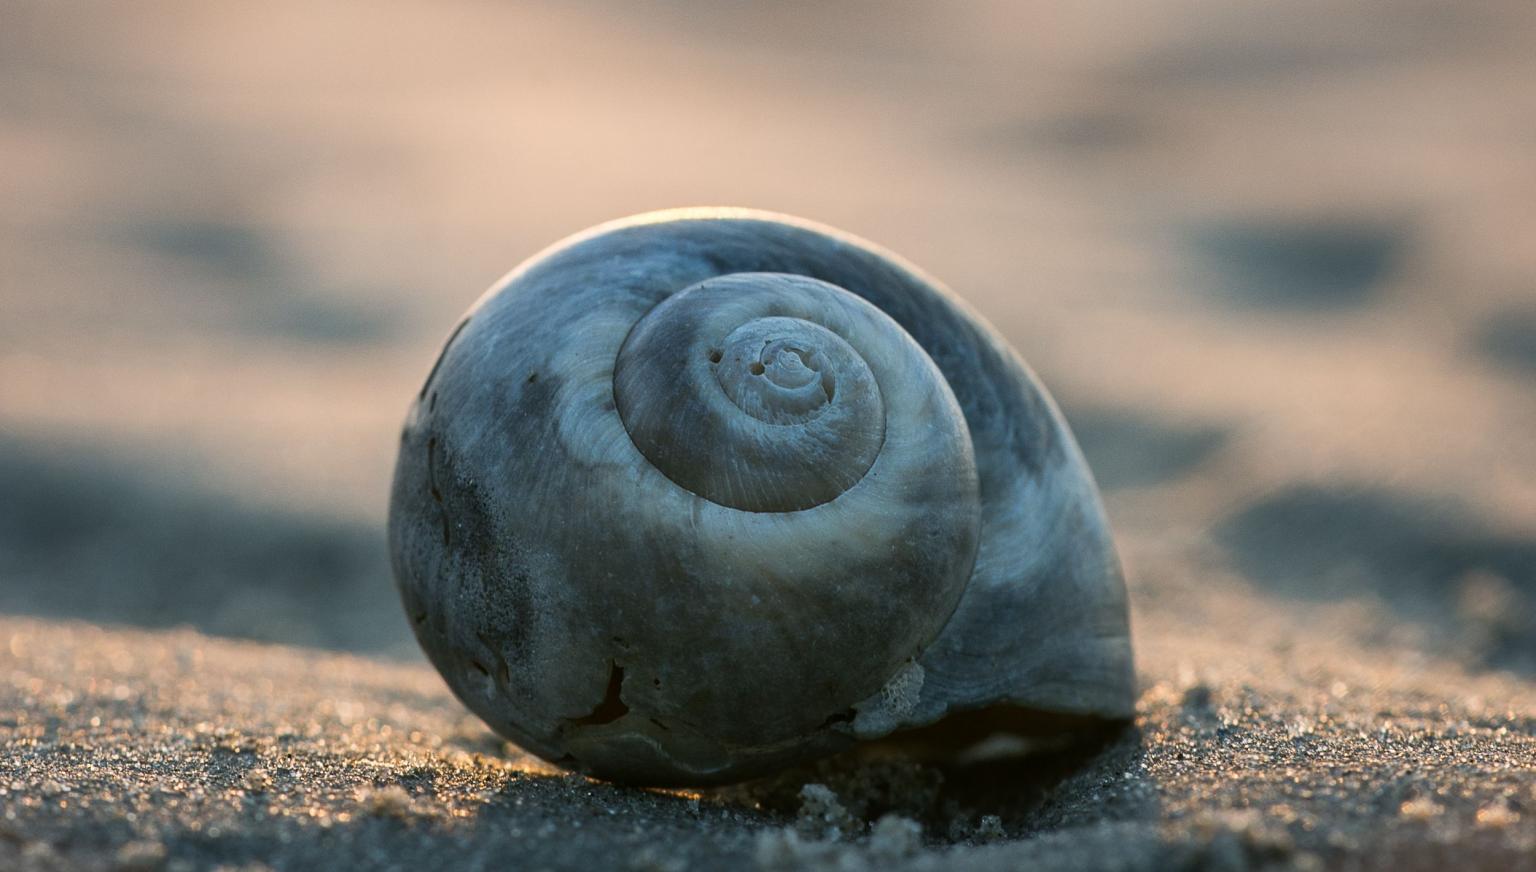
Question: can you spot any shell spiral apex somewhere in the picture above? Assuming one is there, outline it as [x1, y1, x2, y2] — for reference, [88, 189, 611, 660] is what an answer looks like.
[388, 208, 1134, 785]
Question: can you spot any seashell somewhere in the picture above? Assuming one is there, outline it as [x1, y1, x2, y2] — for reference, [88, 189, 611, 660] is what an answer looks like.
[388, 208, 1134, 785]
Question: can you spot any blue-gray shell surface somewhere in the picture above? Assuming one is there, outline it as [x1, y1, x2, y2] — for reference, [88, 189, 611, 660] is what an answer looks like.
[389, 208, 1134, 785]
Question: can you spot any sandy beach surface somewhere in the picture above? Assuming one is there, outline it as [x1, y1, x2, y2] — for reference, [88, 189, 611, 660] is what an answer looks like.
[2, 1, 1534, 868]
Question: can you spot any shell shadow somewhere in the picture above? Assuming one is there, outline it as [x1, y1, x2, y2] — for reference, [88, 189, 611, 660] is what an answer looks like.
[714, 715, 1145, 843]
[0, 437, 409, 655]
[1214, 485, 1536, 673]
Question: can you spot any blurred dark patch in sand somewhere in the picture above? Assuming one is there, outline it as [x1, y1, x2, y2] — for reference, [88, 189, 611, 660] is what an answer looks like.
[128, 219, 279, 281]
[1127, 41, 1402, 87]
[1192, 219, 1406, 310]
[975, 112, 1151, 156]
[0, 437, 410, 654]
[1065, 407, 1228, 491]
[116, 216, 400, 345]
[1472, 305, 1536, 377]
[1114, 1, 1488, 90]
[1216, 485, 1536, 673]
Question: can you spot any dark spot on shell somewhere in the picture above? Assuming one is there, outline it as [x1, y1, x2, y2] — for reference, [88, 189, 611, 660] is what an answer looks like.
[477, 632, 512, 688]
[426, 437, 442, 504]
[447, 467, 537, 668]
[512, 367, 559, 423]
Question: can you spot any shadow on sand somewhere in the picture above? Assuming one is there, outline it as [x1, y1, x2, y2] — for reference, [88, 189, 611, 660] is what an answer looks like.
[0, 436, 410, 655]
[1216, 484, 1536, 672]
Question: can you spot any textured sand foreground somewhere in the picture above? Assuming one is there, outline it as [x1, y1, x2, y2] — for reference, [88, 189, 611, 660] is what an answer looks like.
[2, 603, 1531, 871]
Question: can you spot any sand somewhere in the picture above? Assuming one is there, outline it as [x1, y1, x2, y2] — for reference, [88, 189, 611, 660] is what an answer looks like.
[1, 0, 1534, 868]
[1, 599, 1532, 870]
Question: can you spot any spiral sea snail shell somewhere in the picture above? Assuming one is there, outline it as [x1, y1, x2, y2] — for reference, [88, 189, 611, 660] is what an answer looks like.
[389, 208, 1134, 785]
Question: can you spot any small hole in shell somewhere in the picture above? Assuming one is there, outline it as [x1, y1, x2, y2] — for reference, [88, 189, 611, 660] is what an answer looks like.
[707, 349, 722, 364]
[749, 361, 765, 375]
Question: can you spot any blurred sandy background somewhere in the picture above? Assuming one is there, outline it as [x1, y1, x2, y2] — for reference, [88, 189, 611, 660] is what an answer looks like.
[3, 0, 1533, 664]
[1, 2, 1535, 867]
